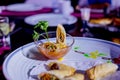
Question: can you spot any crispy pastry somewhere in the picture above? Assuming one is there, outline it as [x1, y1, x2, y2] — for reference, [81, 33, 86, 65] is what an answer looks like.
[56, 24, 66, 45]
[38, 62, 76, 80]
[63, 73, 84, 80]
[38, 70, 75, 80]
[47, 62, 76, 74]
[86, 63, 118, 80]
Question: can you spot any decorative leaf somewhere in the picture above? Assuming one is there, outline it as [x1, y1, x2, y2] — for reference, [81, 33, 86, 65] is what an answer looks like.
[98, 53, 107, 57]
[32, 30, 39, 40]
[90, 50, 99, 59]
[84, 54, 90, 58]
[90, 55, 98, 59]
[74, 46, 79, 51]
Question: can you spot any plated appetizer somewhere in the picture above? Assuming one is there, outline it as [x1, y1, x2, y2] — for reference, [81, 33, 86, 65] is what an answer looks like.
[33, 21, 74, 59]
[37, 62, 118, 80]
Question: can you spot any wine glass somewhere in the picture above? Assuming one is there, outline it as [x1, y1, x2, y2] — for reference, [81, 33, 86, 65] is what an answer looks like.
[80, 8, 93, 37]
[0, 16, 11, 50]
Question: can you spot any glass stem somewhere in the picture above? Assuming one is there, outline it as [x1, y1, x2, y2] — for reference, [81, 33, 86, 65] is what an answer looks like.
[82, 20, 87, 29]
[81, 20, 88, 32]
[0, 29, 6, 47]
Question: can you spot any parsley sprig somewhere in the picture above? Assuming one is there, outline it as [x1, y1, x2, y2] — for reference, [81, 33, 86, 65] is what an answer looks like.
[32, 21, 49, 41]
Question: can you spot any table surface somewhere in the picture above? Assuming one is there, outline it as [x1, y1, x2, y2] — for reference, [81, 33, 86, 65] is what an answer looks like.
[0, 9, 120, 79]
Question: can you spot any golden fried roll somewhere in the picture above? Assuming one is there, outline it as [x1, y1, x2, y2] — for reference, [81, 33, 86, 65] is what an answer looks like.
[38, 70, 75, 80]
[56, 24, 66, 45]
[38, 73, 59, 80]
[47, 62, 76, 74]
[63, 73, 84, 80]
[86, 63, 118, 80]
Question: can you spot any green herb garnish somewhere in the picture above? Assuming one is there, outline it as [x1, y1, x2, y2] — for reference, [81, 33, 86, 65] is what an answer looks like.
[32, 21, 49, 41]
[34, 21, 48, 30]
[32, 30, 39, 40]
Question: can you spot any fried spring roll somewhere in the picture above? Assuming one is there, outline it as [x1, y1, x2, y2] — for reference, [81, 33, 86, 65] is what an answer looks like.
[64, 73, 84, 80]
[47, 62, 76, 74]
[38, 70, 75, 80]
[86, 63, 118, 80]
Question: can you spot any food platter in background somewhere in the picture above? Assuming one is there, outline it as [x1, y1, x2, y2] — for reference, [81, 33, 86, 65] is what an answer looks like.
[6, 3, 42, 12]
[88, 18, 112, 28]
[24, 13, 77, 27]
[88, 18, 120, 33]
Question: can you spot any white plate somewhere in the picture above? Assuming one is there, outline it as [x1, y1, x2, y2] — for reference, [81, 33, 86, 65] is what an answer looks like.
[24, 13, 77, 26]
[6, 3, 42, 12]
[3, 37, 120, 80]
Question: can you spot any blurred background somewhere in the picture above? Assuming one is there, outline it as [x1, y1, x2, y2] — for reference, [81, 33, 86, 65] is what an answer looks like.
[0, 0, 120, 79]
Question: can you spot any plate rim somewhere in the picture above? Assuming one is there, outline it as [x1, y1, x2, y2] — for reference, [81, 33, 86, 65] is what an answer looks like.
[3, 42, 34, 80]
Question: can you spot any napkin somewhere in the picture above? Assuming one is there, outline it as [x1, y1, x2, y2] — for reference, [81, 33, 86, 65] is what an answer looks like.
[0, 46, 10, 55]
[71, 12, 104, 19]
[0, 8, 53, 16]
